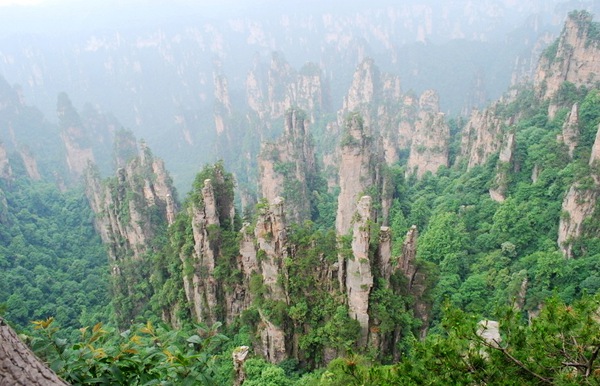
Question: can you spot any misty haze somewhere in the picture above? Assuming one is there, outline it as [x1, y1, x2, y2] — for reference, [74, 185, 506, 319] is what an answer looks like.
[1, 0, 600, 384]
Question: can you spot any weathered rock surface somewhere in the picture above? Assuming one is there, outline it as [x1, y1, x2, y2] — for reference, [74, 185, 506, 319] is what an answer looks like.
[460, 104, 509, 169]
[259, 108, 318, 223]
[346, 196, 374, 346]
[335, 113, 380, 236]
[534, 11, 600, 102]
[84, 143, 178, 262]
[558, 123, 600, 258]
[558, 103, 579, 159]
[489, 131, 516, 202]
[406, 90, 449, 177]
[558, 184, 598, 258]
[232, 346, 250, 386]
[399, 225, 429, 336]
[0, 142, 11, 180]
[184, 179, 222, 325]
[254, 197, 289, 362]
[246, 53, 323, 124]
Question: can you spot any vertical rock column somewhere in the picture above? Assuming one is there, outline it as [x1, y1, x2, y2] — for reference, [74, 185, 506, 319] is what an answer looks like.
[255, 197, 288, 363]
[184, 179, 221, 325]
[558, 123, 600, 258]
[346, 196, 374, 346]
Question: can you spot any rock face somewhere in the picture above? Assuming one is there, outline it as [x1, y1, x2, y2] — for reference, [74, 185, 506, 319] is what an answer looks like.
[0, 142, 11, 180]
[254, 197, 289, 363]
[58, 93, 95, 179]
[232, 346, 250, 386]
[335, 113, 382, 291]
[85, 144, 177, 262]
[406, 90, 450, 177]
[558, 184, 598, 258]
[460, 104, 510, 169]
[335, 113, 381, 236]
[333, 59, 450, 179]
[214, 73, 233, 137]
[489, 131, 516, 202]
[558, 123, 600, 258]
[18, 147, 41, 181]
[399, 225, 429, 336]
[59, 93, 119, 181]
[558, 103, 579, 158]
[534, 11, 600, 102]
[258, 109, 318, 224]
[184, 179, 223, 325]
[246, 53, 324, 125]
[84, 141, 178, 325]
[346, 196, 374, 346]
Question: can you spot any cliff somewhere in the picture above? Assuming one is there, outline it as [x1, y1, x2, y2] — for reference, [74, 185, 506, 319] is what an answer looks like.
[489, 131, 516, 202]
[534, 11, 600, 103]
[558, 123, 600, 258]
[84, 141, 178, 325]
[346, 196, 374, 346]
[254, 197, 289, 362]
[558, 103, 579, 159]
[85, 142, 177, 261]
[246, 53, 324, 125]
[258, 108, 318, 224]
[0, 142, 11, 180]
[334, 59, 450, 178]
[406, 90, 450, 177]
[58, 93, 95, 179]
[335, 113, 381, 236]
[460, 102, 513, 169]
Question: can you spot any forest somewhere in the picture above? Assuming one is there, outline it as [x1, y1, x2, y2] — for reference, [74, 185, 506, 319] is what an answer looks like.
[1, 3, 600, 386]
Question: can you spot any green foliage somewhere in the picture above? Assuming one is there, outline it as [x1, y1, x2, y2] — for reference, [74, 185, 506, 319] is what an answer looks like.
[578, 89, 600, 154]
[394, 294, 600, 385]
[0, 179, 109, 331]
[542, 39, 560, 63]
[30, 317, 228, 385]
[190, 161, 237, 230]
[418, 212, 467, 264]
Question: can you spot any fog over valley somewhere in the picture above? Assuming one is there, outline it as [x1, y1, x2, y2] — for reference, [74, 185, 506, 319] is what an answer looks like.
[3, 1, 600, 384]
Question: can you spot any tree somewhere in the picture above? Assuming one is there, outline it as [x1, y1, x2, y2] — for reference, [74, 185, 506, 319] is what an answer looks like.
[0, 317, 69, 385]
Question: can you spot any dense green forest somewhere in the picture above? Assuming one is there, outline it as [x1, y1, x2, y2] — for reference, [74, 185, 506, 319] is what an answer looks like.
[2, 9, 600, 386]
[0, 178, 110, 330]
[12, 80, 600, 384]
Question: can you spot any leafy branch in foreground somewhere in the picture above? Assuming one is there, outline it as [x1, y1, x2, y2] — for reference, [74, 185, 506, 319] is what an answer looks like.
[29, 317, 227, 385]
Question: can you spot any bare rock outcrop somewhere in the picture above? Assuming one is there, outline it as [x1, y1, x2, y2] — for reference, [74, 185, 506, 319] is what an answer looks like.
[558, 184, 598, 258]
[335, 113, 383, 291]
[534, 11, 600, 102]
[460, 104, 510, 169]
[336, 59, 407, 166]
[489, 131, 516, 202]
[0, 141, 11, 180]
[406, 90, 450, 177]
[184, 179, 222, 325]
[558, 103, 579, 159]
[258, 108, 318, 223]
[246, 53, 323, 124]
[58, 93, 95, 179]
[558, 123, 600, 258]
[214, 73, 232, 137]
[346, 196, 374, 346]
[399, 225, 429, 336]
[232, 346, 250, 386]
[84, 143, 178, 262]
[335, 113, 380, 236]
[18, 147, 41, 181]
[254, 197, 289, 362]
